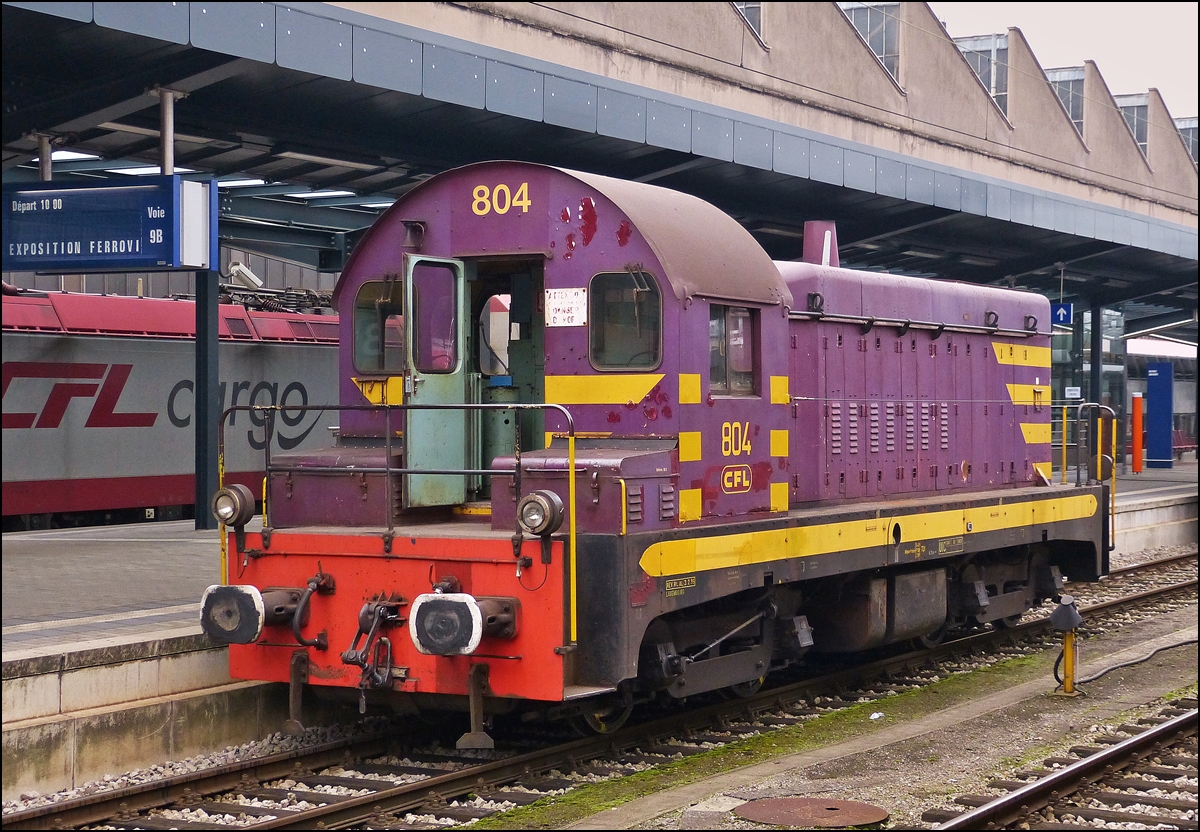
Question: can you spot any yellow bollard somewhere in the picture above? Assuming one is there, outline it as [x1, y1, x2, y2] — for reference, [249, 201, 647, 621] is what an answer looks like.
[1050, 594, 1084, 697]
[1060, 630, 1079, 695]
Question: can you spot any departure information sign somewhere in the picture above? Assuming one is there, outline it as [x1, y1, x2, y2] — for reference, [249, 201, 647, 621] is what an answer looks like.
[2, 176, 213, 272]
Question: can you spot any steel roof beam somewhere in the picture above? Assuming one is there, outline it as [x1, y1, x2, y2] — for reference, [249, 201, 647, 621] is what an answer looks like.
[5, 54, 251, 144]
[220, 195, 377, 230]
[1085, 272, 1200, 306]
[966, 241, 1126, 284]
[218, 218, 341, 251]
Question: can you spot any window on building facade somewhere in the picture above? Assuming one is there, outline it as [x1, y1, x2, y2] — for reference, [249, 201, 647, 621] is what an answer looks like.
[732, 2, 762, 40]
[1174, 117, 1198, 164]
[1115, 95, 1149, 157]
[838, 3, 899, 81]
[954, 34, 1008, 116]
[1046, 68, 1085, 136]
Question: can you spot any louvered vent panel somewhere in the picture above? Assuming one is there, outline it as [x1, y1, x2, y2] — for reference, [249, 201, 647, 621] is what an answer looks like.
[886, 404, 896, 452]
[849, 405, 859, 454]
[905, 403, 915, 452]
[920, 403, 930, 451]
[869, 403, 880, 454]
[627, 484, 644, 524]
[940, 402, 950, 450]
[830, 403, 842, 454]
[659, 485, 676, 520]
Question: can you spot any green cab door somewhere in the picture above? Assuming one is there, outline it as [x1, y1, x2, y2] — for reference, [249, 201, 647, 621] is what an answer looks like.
[403, 254, 468, 507]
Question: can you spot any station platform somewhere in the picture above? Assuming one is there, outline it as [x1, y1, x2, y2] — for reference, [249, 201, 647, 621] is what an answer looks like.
[2, 465, 1195, 800]
[2, 462, 1195, 658]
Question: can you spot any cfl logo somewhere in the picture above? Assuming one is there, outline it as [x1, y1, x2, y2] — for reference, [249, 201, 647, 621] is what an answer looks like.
[721, 464, 753, 494]
[1, 362, 155, 429]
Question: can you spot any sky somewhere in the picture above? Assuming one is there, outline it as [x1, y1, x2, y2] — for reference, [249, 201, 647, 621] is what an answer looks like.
[927, 2, 1199, 118]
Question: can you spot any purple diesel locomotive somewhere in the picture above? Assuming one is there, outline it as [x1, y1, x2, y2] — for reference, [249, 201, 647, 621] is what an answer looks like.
[201, 161, 1106, 742]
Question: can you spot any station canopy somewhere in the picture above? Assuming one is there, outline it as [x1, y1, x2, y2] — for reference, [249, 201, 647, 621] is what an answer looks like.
[2, 3, 1195, 344]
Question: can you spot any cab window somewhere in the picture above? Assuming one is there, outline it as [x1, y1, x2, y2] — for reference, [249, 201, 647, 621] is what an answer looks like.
[709, 304, 755, 395]
[589, 269, 662, 370]
[411, 261, 459, 373]
[353, 279, 404, 374]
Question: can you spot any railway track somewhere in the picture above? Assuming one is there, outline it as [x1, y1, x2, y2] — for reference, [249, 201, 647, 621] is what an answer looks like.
[4, 553, 1195, 830]
[926, 702, 1198, 830]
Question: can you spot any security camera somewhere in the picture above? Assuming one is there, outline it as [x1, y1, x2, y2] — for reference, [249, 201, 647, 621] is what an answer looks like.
[229, 261, 263, 289]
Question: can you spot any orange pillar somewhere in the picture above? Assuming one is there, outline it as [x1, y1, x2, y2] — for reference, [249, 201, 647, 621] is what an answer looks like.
[1132, 393, 1144, 474]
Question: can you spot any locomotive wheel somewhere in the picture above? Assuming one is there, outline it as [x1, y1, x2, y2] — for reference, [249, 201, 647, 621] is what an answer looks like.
[723, 675, 765, 698]
[572, 700, 634, 735]
[912, 622, 948, 650]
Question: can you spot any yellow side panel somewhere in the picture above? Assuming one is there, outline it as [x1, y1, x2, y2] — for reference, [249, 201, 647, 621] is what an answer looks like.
[678, 488, 703, 523]
[1006, 384, 1050, 406]
[1020, 422, 1052, 444]
[770, 429, 789, 458]
[640, 494, 1099, 577]
[678, 431, 703, 462]
[770, 481, 789, 512]
[352, 376, 404, 405]
[963, 493, 1096, 534]
[770, 375, 790, 404]
[992, 342, 1052, 368]
[546, 374, 665, 405]
[678, 373, 702, 405]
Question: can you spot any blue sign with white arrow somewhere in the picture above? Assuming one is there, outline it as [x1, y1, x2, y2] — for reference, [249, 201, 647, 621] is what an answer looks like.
[1051, 302, 1073, 326]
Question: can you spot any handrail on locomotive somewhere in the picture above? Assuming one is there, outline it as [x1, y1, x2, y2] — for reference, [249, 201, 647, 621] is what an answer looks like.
[1039, 400, 1119, 551]
[215, 400, 583, 640]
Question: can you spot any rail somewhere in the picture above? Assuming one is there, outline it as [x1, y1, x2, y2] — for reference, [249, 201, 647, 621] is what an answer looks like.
[217, 401, 581, 643]
[934, 708, 1198, 830]
[10, 561, 1193, 831]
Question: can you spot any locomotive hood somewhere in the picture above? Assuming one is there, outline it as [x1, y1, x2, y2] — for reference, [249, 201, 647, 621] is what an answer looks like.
[333, 160, 792, 309]
[561, 167, 792, 308]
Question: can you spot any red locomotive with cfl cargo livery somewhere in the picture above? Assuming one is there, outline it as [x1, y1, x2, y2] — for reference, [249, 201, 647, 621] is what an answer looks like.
[2, 289, 338, 529]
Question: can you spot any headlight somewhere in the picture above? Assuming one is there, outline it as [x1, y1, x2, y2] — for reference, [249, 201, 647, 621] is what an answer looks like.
[211, 483, 256, 527]
[516, 490, 564, 536]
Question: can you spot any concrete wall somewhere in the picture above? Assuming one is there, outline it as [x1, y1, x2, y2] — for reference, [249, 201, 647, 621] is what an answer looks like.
[3, 680, 287, 801]
[1148, 88, 1199, 187]
[1112, 494, 1198, 555]
[332, 2, 1197, 229]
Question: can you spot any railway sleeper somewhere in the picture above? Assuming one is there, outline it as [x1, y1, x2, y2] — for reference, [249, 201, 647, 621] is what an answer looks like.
[296, 773, 395, 790]
[921, 808, 966, 823]
[179, 801, 302, 817]
[1103, 776, 1198, 794]
[1056, 805, 1192, 826]
[474, 788, 551, 806]
[121, 818, 230, 831]
[640, 743, 711, 757]
[430, 804, 502, 821]
[236, 786, 346, 803]
[1086, 790, 1199, 811]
